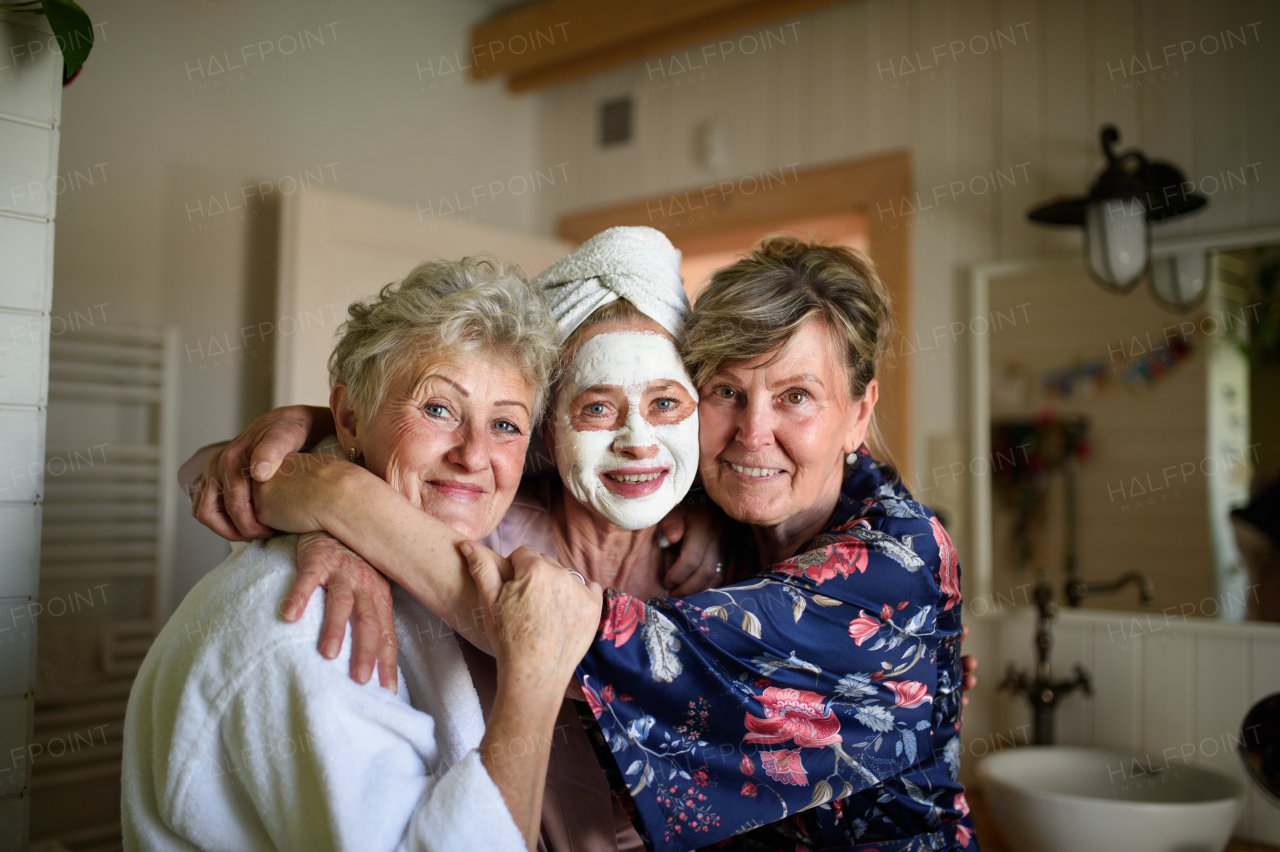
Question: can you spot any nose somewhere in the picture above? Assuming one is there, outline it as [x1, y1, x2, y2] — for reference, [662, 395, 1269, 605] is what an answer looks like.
[612, 407, 659, 460]
[735, 396, 774, 454]
[446, 419, 489, 472]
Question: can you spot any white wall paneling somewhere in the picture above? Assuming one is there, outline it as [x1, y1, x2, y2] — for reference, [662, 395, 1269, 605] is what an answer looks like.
[0, 698, 31, 798]
[0, 16, 62, 128]
[0, 308, 49, 407]
[0, 406, 46, 504]
[0, 11, 62, 848]
[0, 120, 59, 220]
[0, 506, 40, 601]
[0, 216, 53, 313]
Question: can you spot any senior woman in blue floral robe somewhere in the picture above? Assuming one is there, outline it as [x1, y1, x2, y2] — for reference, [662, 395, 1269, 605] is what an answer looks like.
[569, 236, 972, 851]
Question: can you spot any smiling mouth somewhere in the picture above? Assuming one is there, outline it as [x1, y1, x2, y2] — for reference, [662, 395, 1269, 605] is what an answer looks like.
[427, 480, 485, 502]
[599, 467, 669, 498]
[727, 462, 785, 478]
[605, 471, 664, 483]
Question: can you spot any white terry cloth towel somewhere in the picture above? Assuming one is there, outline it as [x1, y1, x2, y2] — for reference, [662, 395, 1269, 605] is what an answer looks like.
[122, 535, 523, 852]
[533, 225, 689, 343]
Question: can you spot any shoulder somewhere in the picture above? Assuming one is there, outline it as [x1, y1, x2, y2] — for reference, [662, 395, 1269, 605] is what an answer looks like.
[130, 535, 334, 749]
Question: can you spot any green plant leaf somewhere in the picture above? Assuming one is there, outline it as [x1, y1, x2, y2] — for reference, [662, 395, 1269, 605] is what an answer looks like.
[40, 0, 93, 82]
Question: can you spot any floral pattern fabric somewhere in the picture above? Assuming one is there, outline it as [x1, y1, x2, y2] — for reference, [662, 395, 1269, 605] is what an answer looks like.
[575, 447, 975, 852]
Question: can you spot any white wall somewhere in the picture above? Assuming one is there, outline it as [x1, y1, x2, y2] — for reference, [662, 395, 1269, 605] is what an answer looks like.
[530, 0, 1280, 484]
[52, 0, 556, 604]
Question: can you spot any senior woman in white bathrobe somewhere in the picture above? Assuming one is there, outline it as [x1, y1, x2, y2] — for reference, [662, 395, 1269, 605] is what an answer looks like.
[122, 258, 603, 852]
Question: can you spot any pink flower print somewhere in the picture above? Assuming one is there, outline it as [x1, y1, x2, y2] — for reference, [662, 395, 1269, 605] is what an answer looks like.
[931, 516, 961, 611]
[760, 749, 808, 786]
[885, 680, 932, 709]
[601, 595, 644, 647]
[744, 687, 842, 747]
[848, 610, 882, 646]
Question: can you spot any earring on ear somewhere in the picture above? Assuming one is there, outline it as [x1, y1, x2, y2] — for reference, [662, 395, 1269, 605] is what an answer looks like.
[348, 447, 357, 464]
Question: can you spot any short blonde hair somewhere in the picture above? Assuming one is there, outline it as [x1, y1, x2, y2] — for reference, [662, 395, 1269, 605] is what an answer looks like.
[328, 256, 559, 426]
[682, 236, 894, 450]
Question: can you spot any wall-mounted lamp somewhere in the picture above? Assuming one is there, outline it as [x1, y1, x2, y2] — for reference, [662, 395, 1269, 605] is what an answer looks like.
[1028, 125, 1208, 311]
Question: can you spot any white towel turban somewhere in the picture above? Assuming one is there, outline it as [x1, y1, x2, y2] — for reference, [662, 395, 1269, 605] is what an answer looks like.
[533, 226, 689, 343]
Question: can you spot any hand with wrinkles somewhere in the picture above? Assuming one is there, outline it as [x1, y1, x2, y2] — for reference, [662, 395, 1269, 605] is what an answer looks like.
[188, 405, 333, 540]
[286, 532, 399, 692]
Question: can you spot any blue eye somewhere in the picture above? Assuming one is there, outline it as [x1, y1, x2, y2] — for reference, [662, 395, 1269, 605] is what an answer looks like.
[587, 403, 607, 416]
[655, 398, 676, 410]
[494, 420, 520, 434]
[425, 404, 448, 417]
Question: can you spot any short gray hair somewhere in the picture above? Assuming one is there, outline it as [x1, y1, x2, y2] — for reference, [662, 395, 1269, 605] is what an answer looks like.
[328, 256, 559, 425]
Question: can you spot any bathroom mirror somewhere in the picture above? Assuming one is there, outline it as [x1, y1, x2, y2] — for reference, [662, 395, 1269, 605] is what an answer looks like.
[968, 226, 1280, 622]
[1240, 692, 1280, 806]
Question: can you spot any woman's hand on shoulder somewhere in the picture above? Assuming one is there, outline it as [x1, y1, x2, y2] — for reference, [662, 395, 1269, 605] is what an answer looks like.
[463, 543, 602, 699]
[189, 405, 333, 540]
[285, 531, 399, 691]
[659, 501, 728, 597]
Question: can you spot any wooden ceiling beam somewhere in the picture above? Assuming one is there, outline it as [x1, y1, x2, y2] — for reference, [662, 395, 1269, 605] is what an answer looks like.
[471, 0, 846, 92]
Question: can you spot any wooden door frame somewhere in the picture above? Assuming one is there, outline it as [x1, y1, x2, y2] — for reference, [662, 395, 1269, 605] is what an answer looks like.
[557, 150, 914, 478]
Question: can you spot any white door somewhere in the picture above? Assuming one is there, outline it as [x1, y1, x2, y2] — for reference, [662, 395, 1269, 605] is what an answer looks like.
[274, 187, 573, 408]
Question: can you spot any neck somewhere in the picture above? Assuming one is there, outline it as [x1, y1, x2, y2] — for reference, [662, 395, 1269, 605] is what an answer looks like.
[551, 485, 668, 599]
[750, 466, 847, 569]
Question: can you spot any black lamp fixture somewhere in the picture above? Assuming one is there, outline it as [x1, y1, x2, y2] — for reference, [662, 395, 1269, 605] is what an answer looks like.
[1028, 125, 1209, 311]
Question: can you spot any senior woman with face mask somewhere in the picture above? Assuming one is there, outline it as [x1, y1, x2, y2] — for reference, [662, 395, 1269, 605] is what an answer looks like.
[123, 258, 603, 852]
[219, 227, 712, 851]
[186, 234, 976, 851]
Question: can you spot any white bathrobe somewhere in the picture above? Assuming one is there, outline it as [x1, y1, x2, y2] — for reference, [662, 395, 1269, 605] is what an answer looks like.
[122, 534, 526, 852]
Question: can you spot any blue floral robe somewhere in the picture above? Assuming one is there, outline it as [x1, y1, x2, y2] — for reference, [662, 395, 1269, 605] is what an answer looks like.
[575, 447, 976, 851]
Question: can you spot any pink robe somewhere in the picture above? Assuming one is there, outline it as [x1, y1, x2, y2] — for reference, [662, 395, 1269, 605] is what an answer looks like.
[475, 479, 645, 852]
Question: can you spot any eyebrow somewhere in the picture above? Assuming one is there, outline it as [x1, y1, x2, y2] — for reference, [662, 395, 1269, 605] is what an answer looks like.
[419, 374, 468, 396]
[419, 374, 529, 413]
[767, 373, 825, 390]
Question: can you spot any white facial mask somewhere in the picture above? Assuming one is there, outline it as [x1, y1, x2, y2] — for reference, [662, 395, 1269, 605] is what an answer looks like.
[553, 331, 699, 530]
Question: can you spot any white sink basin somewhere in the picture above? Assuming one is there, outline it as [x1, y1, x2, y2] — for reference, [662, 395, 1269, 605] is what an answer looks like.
[978, 746, 1243, 852]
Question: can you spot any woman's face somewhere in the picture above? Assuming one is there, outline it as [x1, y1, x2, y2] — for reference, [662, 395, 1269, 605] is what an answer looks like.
[698, 320, 876, 532]
[546, 317, 699, 530]
[340, 350, 534, 540]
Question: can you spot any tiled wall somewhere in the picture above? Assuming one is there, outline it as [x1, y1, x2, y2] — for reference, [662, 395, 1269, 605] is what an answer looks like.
[0, 11, 62, 847]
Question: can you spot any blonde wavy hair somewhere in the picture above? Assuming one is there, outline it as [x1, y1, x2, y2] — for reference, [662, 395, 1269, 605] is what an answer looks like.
[328, 256, 560, 426]
[682, 235, 895, 457]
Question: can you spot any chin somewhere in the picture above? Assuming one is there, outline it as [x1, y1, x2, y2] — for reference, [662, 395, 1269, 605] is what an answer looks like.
[721, 492, 786, 526]
[420, 497, 487, 540]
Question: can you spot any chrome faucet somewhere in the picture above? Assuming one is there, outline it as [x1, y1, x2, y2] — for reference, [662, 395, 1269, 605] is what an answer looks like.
[1000, 573, 1092, 745]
